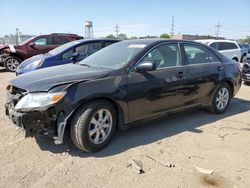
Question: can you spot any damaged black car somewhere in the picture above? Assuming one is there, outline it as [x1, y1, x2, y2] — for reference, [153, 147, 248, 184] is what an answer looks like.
[5, 39, 242, 152]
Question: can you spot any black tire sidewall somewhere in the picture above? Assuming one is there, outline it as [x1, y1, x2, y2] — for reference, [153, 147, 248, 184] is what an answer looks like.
[212, 83, 232, 114]
[71, 101, 117, 152]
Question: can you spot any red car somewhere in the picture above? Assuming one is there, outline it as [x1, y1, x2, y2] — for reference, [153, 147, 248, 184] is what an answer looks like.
[0, 33, 83, 71]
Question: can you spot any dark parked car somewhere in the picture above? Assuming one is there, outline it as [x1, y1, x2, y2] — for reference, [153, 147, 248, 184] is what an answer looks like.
[5, 39, 242, 152]
[0, 33, 83, 72]
[242, 54, 250, 83]
[16, 38, 120, 75]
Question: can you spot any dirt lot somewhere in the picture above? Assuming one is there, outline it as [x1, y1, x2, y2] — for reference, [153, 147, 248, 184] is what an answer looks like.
[0, 68, 249, 188]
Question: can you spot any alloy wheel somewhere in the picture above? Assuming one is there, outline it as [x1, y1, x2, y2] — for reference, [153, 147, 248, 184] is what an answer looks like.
[216, 88, 229, 110]
[6, 58, 20, 71]
[88, 109, 113, 144]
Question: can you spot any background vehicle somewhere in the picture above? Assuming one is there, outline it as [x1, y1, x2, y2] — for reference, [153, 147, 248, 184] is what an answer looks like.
[16, 38, 120, 75]
[5, 39, 242, 152]
[196, 39, 242, 62]
[0, 33, 83, 72]
[242, 54, 250, 84]
[239, 43, 250, 60]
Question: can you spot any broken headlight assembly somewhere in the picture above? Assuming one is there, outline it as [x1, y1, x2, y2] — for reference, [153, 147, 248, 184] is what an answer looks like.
[14, 92, 66, 111]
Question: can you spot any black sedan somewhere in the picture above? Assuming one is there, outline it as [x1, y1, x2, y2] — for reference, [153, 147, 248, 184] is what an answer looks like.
[5, 39, 242, 152]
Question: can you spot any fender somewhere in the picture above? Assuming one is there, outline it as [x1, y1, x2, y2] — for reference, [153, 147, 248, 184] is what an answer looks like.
[52, 78, 128, 144]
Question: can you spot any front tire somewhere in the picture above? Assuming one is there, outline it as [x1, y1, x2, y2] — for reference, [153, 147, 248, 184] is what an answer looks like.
[70, 100, 117, 152]
[4, 56, 22, 72]
[208, 83, 232, 114]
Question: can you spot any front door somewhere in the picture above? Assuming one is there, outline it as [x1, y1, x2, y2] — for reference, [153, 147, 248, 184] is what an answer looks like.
[127, 43, 190, 122]
[28, 37, 50, 57]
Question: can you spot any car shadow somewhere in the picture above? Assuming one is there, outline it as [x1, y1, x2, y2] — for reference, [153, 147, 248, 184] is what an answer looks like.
[0, 68, 8, 73]
[35, 97, 250, 157]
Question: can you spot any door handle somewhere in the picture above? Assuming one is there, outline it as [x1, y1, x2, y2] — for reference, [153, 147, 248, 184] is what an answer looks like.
[177, 72, 187, 79]
[217, 66, 224, 71]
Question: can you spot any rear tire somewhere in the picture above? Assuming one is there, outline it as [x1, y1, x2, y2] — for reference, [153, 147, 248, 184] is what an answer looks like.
[70, 100, 117, 152]
[208, 83, 232, 114]
[4, 56, 22, 72]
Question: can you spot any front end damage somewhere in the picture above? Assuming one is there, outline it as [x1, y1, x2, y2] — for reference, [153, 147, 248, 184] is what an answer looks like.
[0, 49, 9, 66]
[5, 85, 70, 143]
[242, 62, 250, 82]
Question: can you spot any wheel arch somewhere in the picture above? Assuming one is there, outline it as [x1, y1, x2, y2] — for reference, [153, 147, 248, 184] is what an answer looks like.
[8, 52, 25, 61]
[221, 79, 234, 96]
[65, 97, 126, 134]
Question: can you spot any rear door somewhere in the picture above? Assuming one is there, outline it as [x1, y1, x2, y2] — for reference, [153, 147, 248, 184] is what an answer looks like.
[48, 36, 70, 51]
[181, 42, 223, 106]
[127, 42, 191, 122]
[218, 42, 240, 61]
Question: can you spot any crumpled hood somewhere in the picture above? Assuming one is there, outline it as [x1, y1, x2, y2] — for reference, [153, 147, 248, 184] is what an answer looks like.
[11, 64, 112, 92]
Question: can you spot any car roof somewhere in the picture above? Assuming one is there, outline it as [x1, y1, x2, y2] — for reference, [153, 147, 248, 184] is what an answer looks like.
[118, 38, 208, 46]
[195, 39, 238, 44]
[75, 38, 121, 43]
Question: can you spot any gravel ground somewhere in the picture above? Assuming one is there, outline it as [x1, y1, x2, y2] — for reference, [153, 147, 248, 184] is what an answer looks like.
[0, 68, 250, 188]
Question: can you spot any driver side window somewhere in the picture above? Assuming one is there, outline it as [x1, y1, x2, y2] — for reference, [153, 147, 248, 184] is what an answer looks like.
[140, 43, 180, 69]
[62, 49, 74, 59]
[33, 37, 48, 46]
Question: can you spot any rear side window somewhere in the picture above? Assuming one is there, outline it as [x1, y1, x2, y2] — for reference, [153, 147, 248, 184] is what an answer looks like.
[33, 37, 48, 46]
[183, 44, 220, 64]
[210, 42, 218, 50]
[50, 37, 69, 45]
[218, 42, 238, 51]
[140, 43, 180, 69]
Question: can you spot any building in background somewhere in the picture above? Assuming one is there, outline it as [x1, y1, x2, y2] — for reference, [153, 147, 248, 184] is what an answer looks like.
[0, 34, 34, 45]
[171, 34, 225, 40]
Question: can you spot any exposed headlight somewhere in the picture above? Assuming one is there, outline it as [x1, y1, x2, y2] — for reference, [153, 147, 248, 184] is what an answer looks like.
[23, 59, 44, 70]
[15, 92, 66, 110]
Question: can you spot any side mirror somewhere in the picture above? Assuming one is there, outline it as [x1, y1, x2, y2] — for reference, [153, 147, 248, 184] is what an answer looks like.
[135, 61, 156, 72]
[70, 52, 80, 61]
[29, 42, 35, 48]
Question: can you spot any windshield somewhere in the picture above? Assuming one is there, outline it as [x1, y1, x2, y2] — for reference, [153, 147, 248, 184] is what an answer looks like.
[19, 36, 35, 45]
[79, 41, 147, 69]
[48, 40, 81, 55]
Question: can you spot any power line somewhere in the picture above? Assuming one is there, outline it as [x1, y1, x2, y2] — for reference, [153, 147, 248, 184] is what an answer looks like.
[170, 16, 175, 37]
[215, 22, 222, 39]
[115, 24, 119, 37]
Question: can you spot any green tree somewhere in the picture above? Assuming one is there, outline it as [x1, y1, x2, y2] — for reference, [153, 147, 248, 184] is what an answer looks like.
[106, 34, 116, 39]
[130, 36, 138, 39]
[118, 33, 127, 40]
[160, 33, 170, 39]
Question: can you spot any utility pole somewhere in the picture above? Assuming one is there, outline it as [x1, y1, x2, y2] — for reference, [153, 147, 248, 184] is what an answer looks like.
[215, 22, 222, 39]
[170, 16, 175, 38]
[115, 24, 119, 38]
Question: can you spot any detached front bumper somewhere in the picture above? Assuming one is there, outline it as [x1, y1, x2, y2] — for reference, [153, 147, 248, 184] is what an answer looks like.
[5, 104, 57, 137]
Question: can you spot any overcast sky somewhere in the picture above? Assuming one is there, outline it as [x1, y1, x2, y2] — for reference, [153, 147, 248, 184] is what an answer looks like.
[0, 0, 249, 39]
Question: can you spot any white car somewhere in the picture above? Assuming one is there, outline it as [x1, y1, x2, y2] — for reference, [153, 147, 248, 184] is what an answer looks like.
[196, 39, 242, 62]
